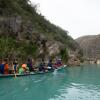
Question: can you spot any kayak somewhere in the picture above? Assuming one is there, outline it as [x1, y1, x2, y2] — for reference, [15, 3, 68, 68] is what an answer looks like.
[0, 70, 54, 78]
[0, 65, 66, 78]
[55, 65, 67, 70]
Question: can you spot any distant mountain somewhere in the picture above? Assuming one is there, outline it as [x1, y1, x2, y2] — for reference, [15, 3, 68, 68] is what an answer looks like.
[76, 34, 100, 59]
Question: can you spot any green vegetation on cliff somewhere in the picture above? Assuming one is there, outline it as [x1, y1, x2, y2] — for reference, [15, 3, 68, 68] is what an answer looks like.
[0, 0, 81, 61]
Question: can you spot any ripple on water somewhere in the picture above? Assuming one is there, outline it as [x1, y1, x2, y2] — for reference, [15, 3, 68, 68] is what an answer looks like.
[1, 65, 100, 100]
[53, 83, 100, 100]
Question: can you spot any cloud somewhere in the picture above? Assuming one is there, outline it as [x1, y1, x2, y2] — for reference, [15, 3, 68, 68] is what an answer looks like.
[31, 0, 100, 38]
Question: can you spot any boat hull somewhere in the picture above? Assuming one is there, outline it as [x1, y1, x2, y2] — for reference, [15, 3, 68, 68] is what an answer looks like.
[0, 65, 66, 78]
[0, 70, 54, 78]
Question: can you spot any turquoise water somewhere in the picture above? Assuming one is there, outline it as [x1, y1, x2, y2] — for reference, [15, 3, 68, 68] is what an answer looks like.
[0, 64, 100, 100]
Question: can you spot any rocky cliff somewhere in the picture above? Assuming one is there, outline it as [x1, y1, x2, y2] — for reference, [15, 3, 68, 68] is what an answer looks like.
[0, 0, 81, 62]
[76, 34, 100, 59]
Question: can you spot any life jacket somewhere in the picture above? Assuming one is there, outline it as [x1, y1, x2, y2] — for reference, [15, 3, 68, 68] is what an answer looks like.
[56, 60, 62, 67]
[47, 62, 52, 67]
[27, 62, 32, 68]
[18, 67, 24, 74]
[4, 64, 9, 74]
[0, 64, 4, 74]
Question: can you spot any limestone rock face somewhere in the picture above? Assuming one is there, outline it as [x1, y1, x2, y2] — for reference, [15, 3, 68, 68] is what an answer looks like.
[38, 39, 64, 60]
[47, 41, 63, 56]
[0, 16, 22, 34]
[0, 0, 81, 61]
[67, 59, 80, 66]
[76, 35, 100, 59]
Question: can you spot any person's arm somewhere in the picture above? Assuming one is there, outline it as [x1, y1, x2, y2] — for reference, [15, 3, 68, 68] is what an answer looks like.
[13, 64, 17, 78]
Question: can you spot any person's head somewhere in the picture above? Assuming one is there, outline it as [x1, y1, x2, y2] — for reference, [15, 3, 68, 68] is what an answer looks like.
[0, 59, 2, 64]
[13, 60, 18, 65]
[42, 58, 44, 62]
[27, 58, 31, 62]
[22, 64, 27, 68]
[50, 59, 52, 62]
[4, 58, 8, 64]
[27, 58, 32, 63]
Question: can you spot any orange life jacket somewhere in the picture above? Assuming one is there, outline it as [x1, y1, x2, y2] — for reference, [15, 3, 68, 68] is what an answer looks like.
[4, 64, 9, 74]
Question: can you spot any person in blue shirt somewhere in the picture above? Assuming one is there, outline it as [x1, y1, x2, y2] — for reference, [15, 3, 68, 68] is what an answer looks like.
[0, 59, 4, 74]
[13, 60, 18, 73]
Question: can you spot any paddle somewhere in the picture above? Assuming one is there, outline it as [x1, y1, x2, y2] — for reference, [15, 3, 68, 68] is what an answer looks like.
[12, 62, 17, 78]
[14, 71, 17, 78]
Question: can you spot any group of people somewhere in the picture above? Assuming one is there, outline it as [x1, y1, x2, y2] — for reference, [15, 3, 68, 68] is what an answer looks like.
[0, 59, 18, 75]
[0, 58, 63, 75]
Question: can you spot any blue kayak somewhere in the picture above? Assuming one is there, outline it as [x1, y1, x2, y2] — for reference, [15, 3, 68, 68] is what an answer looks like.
[0, 65, 66, 78]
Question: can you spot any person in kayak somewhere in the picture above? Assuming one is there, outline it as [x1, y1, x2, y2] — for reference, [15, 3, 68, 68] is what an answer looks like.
[18, 64, 29, 74]
[56, 58, 62, 67]
[9, 62, 14, 74]
[4, 58, 9, 74]
[13, 60, 18, 73]
[27, 59, 33, 72]
[0, 59, 4, 74]
[18, 67, 24, 74]
[39, 59, 45, 72]
[47, 59, 53, 70]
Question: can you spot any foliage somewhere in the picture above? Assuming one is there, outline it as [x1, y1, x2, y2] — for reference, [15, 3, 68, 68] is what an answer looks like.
[0, 36, 37, 60]
[0, 0, 82, 61]
[60, 49, 69, 62]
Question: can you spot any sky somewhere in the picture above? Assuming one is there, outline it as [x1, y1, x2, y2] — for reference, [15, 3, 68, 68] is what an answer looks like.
[31, 0, 100, 39]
